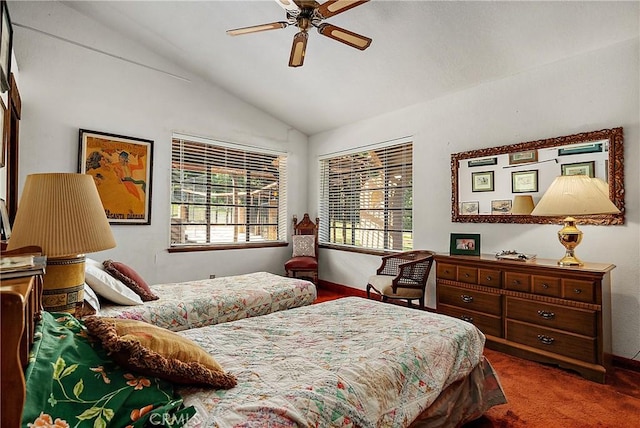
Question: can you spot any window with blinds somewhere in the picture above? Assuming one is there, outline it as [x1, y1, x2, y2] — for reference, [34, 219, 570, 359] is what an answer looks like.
[319, 141, 413, 252]
[170, 135, 287, 248]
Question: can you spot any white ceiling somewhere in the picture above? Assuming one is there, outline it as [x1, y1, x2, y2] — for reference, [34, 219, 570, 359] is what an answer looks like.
[51, 1, 640, 135]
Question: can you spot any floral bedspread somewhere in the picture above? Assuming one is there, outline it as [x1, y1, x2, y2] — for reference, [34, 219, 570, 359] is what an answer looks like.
[22, 312, 194, 428]
[98, 272, 316, 331]
[177, 297, 486, 427]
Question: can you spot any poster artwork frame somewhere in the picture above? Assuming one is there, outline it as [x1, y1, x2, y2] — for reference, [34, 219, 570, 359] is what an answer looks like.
[78, 129, 154, 225]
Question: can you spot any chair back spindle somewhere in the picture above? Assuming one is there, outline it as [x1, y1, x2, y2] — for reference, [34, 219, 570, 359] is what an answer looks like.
[284, 214, 319, 285]
[367, 250, 436, 308]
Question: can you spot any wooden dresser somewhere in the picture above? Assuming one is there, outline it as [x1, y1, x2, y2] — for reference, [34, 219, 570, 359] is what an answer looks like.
[1, 257, 45, 428]
[433, 253, 615, 383]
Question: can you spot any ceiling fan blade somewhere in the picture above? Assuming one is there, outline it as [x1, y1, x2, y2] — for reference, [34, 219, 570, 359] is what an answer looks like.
[227, 21, 288, 36]
[274, 0, 301, 14]
[289, 31, 308, 67]
[317, 23, 371, 50]
[317, 0, 369, 19]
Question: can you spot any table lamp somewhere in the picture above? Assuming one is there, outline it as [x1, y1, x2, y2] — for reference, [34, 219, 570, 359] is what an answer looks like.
[6, 173, 116, 313]
[530, 175, 619, 266]
[511, 195, 535, 215]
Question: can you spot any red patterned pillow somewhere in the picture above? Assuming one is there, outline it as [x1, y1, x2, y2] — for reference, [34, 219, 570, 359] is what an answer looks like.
[103, 260, 159, 302]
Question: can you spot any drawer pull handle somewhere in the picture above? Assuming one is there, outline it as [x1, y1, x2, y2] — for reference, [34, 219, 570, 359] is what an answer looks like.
[464, 273, 470, 278]
[537, 310, 555, 320]
[460, 294, 474, 303]
[460, 315, 474, 323]
[513, 279, 521, 285]
[574, 288, 582, 294]
[486, 276, 492, 281]
[537, 334, 555, 345]
[541, 283, 549, 289]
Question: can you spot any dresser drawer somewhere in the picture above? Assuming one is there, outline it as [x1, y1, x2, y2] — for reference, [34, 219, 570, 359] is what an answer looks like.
[505, 297, 596, 336]
[532, 275, 561, 298]
[478, 268, 501, 288]
[504, 272, 531, 292]
[438, 284, 501, 316]
[506, 319, 597, 363]
[563, 279, 596, 303]
[433, 253, 613, 383]
[436, 263, 457, 281]
[438, 304, 503, 337]
[457, 266, 478, 284]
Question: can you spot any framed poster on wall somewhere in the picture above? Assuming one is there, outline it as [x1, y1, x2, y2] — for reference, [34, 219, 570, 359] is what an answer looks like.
[78, 129, 154, 225]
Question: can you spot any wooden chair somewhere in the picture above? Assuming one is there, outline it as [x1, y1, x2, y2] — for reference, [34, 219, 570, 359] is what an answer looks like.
[284, 214, 319, 284]
[366, 250, 436, 308]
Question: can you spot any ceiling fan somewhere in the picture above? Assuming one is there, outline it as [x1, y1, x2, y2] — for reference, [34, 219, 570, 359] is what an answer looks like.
[226, 0, 372, 67]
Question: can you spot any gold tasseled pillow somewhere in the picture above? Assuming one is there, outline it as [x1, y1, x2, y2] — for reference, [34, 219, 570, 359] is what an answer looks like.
[83, 317, 236, 389]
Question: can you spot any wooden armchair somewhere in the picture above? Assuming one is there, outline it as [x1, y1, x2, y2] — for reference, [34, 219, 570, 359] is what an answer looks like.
[284, 214, 319, 284]
[366, 250, 436, 308]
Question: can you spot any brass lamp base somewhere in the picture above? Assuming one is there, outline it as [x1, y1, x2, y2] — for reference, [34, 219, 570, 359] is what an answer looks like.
[557, 216, 583, 266]
[42, 255, 86, 314]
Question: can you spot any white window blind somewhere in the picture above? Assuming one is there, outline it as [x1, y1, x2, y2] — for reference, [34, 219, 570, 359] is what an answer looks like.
[171, 136, 287, 247]
[319, 141, 413, 251]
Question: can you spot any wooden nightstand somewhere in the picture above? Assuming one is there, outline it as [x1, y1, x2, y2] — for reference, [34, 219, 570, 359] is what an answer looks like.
[434, 253, 614, 383]
[1, 259, 45, 428]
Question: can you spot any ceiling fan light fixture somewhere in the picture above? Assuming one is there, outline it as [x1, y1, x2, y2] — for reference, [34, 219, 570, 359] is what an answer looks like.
[226, 22, 288, 36]
[276, 0, 301, 13]
[227, 0, 371, 67]
[317, 23, 371, 50]
[318, 0, 369, 18]
[289, 31, 308, 67]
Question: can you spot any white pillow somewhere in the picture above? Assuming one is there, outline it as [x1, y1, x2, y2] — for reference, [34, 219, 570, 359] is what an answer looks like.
[85, 257, 104, 269]
[84, 260, 143, 306]
[292, 235, 316, 257]
[83, 282, 101, 313]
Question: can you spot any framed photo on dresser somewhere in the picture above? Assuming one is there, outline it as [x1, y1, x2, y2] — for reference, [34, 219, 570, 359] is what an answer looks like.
[449, 233, 481, 256]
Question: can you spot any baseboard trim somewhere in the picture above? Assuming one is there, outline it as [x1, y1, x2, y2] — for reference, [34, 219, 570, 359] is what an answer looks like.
[318, 279, 640, 374]
[318, 279, 367, 298]
[613, 355, 640, 373]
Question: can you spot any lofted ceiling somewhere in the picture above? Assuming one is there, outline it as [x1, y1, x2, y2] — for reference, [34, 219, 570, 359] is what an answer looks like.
[26, 1, 640, 135]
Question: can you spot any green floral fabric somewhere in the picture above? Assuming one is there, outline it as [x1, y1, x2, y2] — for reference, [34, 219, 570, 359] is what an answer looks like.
[22, 312, 195, 428]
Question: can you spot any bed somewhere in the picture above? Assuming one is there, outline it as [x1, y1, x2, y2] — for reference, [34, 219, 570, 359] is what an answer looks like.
[4, 276, 507, 428]
[92, 271, 317, 331]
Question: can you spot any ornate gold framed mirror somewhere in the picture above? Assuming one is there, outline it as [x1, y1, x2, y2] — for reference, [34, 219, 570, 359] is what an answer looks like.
[451, 127, 624, 225]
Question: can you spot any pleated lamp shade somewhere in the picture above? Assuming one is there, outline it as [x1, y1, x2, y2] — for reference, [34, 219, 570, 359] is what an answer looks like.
[530, 175, 619, 266]
[531, 175, 620, 216]
[511, 195, 535, 215]
[7, 173, 116, 313]
[7, 173, 116, 255]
